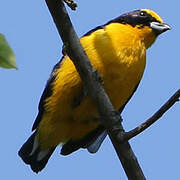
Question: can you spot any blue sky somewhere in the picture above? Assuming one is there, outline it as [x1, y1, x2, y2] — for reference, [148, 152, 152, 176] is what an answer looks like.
[0, 0, 179, 179]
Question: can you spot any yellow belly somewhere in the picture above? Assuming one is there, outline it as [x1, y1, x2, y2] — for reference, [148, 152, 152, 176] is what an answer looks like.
[37, 25, 146, 149]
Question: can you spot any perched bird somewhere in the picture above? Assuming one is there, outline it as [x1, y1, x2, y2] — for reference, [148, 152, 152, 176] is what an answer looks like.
[18, 9, 171, 173]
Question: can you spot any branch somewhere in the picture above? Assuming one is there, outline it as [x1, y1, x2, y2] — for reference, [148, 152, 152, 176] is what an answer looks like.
[63, 0, 77, 10]
[119, 89, 180, 142]
[45, 0, 146, 179]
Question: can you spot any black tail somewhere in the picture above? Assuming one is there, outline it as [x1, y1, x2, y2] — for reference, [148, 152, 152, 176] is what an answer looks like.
[18, 132, 56, 173]
[61, 125, 106, 155]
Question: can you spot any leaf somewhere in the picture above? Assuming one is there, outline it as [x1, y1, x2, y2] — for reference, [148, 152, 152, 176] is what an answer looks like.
[0, 33, 17, 69]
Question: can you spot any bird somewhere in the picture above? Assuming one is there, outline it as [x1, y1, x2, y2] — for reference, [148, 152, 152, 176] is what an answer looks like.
[18, 9, 171, 173]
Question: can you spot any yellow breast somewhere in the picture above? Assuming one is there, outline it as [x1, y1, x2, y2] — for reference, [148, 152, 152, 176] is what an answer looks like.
[81, 23, 146, 109]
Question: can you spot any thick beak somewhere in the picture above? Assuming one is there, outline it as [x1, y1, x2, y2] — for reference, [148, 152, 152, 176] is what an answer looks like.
[150, 22, 171, 35]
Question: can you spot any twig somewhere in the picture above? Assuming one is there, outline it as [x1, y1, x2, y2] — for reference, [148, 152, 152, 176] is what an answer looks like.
[119, 89, 180, 142]
[45, 0, 146, 179]
[63, 0, 77, 10]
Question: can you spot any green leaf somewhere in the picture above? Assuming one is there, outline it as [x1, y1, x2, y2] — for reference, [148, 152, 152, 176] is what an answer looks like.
[0, 33, 17, 69]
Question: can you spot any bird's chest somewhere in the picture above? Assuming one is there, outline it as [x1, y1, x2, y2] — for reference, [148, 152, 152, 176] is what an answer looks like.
[102, 47, 146, 109]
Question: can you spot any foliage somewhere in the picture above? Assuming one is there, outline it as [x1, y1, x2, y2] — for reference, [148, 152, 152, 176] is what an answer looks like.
[0, 33, 17, 69]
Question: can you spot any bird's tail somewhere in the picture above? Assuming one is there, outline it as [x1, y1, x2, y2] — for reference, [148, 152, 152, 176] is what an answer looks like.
[18, 132, 56, 173]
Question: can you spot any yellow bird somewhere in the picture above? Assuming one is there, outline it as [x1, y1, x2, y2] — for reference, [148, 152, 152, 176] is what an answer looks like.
[18, 9, 170, 173]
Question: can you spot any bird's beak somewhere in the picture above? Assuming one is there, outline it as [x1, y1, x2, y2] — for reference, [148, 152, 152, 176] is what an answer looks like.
[150, 22, 171, 35]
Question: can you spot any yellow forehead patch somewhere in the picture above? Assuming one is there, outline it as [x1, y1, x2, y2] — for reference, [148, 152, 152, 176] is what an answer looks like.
[141, 9, 163, 23]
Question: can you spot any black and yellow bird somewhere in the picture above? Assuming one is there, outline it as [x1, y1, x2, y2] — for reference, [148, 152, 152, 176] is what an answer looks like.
[18, 9, 171, 173]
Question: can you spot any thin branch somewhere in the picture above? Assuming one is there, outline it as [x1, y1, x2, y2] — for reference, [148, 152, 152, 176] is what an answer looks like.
[119, 89, 180, 142]
[45, 0, 146, 179]
[63, 0, 77, 10]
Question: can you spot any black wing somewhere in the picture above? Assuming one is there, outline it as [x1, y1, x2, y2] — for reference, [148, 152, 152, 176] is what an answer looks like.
[32, 57, 64, 131]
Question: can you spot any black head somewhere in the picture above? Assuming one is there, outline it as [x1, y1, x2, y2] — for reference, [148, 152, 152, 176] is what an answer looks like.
[108, 9, 161, 27]
[107, 9, 171, 35]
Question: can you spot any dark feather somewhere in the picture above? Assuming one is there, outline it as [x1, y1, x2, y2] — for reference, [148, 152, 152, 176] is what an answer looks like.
[18, 132, 56, 173]
[32, 58, 63, 131]
[61, 125, 105, 155]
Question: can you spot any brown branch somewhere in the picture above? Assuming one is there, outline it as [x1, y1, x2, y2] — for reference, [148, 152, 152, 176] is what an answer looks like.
[45, 0, 146, 179]
[119, 89, 180, 142]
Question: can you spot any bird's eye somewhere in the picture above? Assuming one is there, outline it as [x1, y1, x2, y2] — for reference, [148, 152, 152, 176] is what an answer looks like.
[140, 11, 146, 16]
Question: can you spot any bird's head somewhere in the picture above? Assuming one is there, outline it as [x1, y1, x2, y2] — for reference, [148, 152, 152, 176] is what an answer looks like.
[110, 9, 171, 48]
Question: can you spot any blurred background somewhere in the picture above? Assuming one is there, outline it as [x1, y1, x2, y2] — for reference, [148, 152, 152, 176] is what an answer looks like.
[0, 0, 179, 179]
